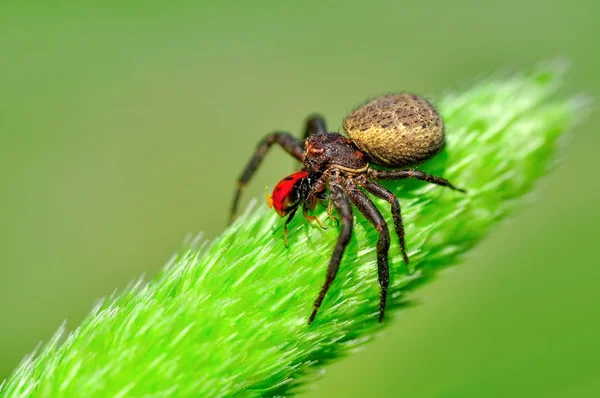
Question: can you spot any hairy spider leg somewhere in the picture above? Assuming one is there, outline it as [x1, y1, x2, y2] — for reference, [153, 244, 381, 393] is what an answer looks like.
[230, 132, 304, 222]
[231, 116, 331, 223]
[343, 176, 391, 323]
[368, 168, 466, 193]
[308, 172, 353, 324]
[357, 175, 409, 265]
[303, 115, 328, 141]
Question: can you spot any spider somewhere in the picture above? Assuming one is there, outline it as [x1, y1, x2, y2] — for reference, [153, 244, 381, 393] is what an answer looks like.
[230, 94, 465, 324]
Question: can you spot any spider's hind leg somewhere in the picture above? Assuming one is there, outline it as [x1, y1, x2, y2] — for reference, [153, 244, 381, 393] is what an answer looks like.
[368, 168, 466, 193]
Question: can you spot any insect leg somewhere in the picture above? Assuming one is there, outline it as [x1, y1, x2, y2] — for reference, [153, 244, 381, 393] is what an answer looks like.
[283, 207, 299, 247]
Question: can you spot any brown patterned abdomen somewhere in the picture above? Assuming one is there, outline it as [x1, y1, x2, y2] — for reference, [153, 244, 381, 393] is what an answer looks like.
[343, 93, 445, 167]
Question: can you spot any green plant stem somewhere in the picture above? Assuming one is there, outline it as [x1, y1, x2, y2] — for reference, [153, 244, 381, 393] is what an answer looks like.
[0, 60, 584, 397]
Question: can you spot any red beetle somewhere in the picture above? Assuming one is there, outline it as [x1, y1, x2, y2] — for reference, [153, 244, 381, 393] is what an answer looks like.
[267, 171, 309, 217]
[266, 171, 331, 246]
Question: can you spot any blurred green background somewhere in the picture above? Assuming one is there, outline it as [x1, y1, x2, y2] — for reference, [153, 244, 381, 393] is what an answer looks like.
[1, 1, 598, 396]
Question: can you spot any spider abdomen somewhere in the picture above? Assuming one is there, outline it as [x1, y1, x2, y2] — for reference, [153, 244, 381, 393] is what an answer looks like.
[343, 93, 445, 167]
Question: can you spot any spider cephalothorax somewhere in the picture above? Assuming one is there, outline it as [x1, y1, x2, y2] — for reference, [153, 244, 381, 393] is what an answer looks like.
[230, 94, 465, 324]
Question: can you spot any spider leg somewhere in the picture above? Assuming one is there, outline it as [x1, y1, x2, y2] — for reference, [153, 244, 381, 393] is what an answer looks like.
[358, 176, 409, 265]
[303, 115, 328, 140]
[230, 132, 305, 222]
[308, 173, 353, 324]
[368, 168, 466, 193]
[343, 177, 391, 323]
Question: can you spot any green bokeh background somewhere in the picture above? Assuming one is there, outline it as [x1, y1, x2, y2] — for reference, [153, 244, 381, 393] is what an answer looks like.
[1, 1, 598, 396]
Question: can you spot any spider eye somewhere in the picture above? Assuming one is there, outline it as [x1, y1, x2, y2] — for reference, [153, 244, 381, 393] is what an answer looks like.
[306, 142, 324, 155]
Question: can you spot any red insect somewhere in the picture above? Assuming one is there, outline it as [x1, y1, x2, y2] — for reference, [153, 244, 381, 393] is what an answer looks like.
[266, 171, 332, 246]
[231, 94, 465, 324]
[267, 171, 308, 217]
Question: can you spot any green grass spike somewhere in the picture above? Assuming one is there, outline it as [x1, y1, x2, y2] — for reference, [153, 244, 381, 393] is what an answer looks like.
[0, 60, 586, 397]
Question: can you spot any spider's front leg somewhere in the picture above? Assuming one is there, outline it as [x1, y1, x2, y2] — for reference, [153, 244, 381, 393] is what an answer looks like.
[308, 173, 353, 324]
[230, 132, 305, 222]
[343, 177, 391, 323]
